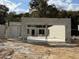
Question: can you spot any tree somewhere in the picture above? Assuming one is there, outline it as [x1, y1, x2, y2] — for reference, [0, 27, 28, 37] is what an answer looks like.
[57, 10, 67, 18]
[30, 0, 60, 18]
[0, 5, 9, 25]
[37, 0, 48, 17]
[30, 0, 48, 17]
[30, 0, 79, 18]
[23, 13, 30, 17]
[7, 12, 22, 22]
[30, 0, 39, 8]
[46, 5, 59, 18]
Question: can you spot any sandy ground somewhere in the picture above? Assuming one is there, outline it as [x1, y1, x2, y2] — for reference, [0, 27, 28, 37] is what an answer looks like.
[0, 38, 79, 59]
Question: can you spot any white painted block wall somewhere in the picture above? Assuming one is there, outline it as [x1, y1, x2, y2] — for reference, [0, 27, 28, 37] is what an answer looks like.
[48, 25, 65, 42]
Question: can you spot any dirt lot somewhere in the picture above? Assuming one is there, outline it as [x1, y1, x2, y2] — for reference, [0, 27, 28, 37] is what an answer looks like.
[0, 38, 79, 59]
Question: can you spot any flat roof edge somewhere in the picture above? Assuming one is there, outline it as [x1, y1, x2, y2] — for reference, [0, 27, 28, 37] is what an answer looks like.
[22, 17, 70, 19]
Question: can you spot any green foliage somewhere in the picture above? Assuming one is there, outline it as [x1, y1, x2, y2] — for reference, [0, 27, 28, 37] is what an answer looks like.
[23, 13, 30, 17]
[30, 0, 48, 17]
[29, 0, 79, 18]
[46, 5, 59, 18]
[7, 12, 22, 22]
[0, 5, 9, 24]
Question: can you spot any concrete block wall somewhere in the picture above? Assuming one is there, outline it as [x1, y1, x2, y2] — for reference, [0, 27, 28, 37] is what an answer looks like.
[0, 22, 22, 38]
[22, 18, 71, 43]
[0, 25, 5, 38]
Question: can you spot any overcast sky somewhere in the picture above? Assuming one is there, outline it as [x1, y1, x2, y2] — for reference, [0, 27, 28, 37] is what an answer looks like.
[0, 0, 79, 14]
